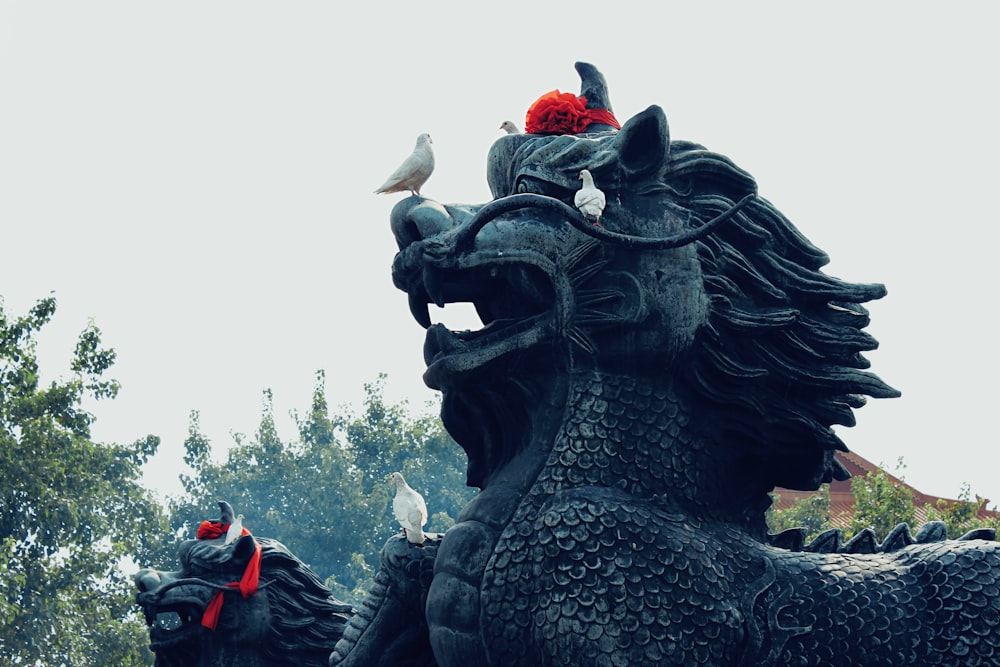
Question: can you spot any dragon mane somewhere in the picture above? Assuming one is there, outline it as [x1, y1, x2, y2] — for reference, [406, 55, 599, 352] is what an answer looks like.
[488, 128, 899, 495]
[669, 140, 901, 492]
[184, 536, 352, 665]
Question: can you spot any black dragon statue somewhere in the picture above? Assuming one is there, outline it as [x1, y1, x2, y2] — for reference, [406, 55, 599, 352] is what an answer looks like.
[133, 502, 352, 667]
[136, 63, 1000, 667]
[337, 62, 1000, 666]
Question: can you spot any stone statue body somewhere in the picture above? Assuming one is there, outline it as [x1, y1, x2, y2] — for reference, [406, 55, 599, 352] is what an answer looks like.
[370, 63, 1000, 666]
[134, 528, 351, 667]
[137, 64, 1000, 667]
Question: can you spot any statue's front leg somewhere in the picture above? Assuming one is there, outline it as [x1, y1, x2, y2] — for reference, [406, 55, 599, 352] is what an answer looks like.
[330, 534, 439, 667]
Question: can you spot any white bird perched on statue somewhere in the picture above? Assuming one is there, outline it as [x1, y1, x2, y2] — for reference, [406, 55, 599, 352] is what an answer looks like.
[499, 120, 521, 135]
[225, 514, 244, 545]
[389, 472, 428, 545]
[575, 169, 606, 226]
[374, 133, 434, 196]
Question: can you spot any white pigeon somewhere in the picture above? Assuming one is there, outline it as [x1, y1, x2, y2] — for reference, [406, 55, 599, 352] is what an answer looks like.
[499, 120, 521, 135]
[225, 514, 244, 545]
[575, 169, 606, 225]
[374, 133, 434, 196]
[389, 472, 428, 545]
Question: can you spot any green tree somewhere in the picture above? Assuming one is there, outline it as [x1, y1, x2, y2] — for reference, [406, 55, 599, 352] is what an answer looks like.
[923, 482, 997, 539]
[767, 484, 832, 542]
[171, 371, 475, 604]
[767, 459, 1000, 547]
[0, 297, 169, 665]
[848, 458, 916, 540]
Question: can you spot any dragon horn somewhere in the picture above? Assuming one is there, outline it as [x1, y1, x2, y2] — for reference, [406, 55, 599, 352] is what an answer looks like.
[575, 62, 612, 111]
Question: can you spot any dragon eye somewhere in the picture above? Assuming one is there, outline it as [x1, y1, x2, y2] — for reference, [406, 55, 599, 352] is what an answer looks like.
[514, 176, 546, 195]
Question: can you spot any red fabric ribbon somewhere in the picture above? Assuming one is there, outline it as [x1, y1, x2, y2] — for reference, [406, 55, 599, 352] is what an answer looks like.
[196, 520, 227, 540]
[194, 521, 262, 631]
[583, 107, 621, 130]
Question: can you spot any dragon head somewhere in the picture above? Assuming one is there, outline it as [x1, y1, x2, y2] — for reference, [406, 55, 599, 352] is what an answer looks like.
[390, 63, 898, 494]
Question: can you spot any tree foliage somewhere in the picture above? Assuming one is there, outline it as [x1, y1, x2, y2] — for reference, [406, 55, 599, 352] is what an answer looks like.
[0, 297, 169, 665]
[768, 457, 999, 544]
[925, 483, 1000, 538]
[170, 371, 476, 603]
[848, 458, 916, 539]
[766, 484, 832, 543]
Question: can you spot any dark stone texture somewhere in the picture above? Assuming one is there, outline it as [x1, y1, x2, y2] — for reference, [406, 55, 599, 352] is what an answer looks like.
[134, 522, 351, 667]
[376, 62, 1000, 666]
[137, 62, 1000, 666]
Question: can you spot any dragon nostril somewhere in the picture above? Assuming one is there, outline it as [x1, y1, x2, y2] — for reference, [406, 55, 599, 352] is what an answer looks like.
[134, 568, 161, 592]
[389, 197, 463, 252]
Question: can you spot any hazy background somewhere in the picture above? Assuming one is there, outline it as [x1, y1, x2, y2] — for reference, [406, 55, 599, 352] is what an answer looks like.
[2, 3, 997, 507]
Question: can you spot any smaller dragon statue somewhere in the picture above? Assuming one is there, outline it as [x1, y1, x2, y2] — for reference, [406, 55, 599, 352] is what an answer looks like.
[134, 502, 352, 667]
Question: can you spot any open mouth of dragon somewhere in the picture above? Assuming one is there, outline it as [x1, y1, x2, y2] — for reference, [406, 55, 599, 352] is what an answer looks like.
[408, 258, 556, 381]
[139, 598, 206, 649]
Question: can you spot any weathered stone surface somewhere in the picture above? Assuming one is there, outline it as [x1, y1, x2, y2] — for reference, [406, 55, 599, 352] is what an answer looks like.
[137, 62, 1000, 667]
[134, 511, 351, 667]
[379, 61, 1000, 666]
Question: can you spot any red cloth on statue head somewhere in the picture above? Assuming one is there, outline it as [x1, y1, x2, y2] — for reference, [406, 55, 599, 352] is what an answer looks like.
[524, 90, 621, 135]
[194, 522, 261, 630]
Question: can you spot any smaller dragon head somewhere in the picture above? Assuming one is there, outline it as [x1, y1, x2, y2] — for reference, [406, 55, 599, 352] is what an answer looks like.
[134, 505, 351, 667]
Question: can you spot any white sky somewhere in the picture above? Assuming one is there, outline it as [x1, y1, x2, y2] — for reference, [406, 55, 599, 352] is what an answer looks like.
[2, 3, 998, 510]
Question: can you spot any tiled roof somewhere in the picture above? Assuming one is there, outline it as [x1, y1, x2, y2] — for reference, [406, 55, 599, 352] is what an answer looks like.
[771, 450, 997, 529]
